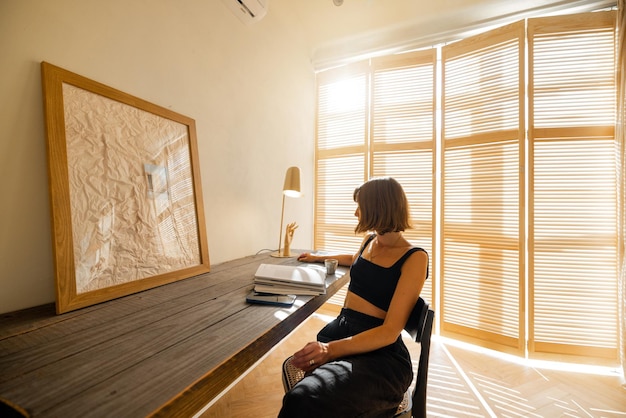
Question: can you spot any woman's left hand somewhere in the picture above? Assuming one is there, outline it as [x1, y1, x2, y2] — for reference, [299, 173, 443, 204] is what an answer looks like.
[291, 341, 330, 371]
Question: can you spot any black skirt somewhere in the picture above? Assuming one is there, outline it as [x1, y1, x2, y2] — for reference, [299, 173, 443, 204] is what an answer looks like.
[278, 308, 413, 418]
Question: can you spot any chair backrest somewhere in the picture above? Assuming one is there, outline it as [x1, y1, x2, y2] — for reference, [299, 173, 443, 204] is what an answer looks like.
[404, 296, 428, 342]
[404, 296, 434, 418]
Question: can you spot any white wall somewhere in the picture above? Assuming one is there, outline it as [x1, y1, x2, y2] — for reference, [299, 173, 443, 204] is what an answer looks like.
[291, 0, 615, 69]
[0, 0, 316, 313]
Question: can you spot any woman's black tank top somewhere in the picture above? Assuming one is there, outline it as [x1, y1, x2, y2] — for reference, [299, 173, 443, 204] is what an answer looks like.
[347, 234, 428, 312]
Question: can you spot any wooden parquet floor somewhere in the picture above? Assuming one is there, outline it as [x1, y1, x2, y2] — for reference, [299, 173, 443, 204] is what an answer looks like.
[197, 308, 626, 418]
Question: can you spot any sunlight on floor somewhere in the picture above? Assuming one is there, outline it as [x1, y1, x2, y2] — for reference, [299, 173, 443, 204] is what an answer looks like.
[435, 335, 626, 418]
[438, 335, 624, 378]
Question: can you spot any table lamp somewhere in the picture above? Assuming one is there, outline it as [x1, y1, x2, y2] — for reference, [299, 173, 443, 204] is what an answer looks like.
[273, 166, 301, 257]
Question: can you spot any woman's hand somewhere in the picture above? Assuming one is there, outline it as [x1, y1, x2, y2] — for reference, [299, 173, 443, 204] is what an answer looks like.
[291, 341, 331, 372]
[297, 252, 318, 263]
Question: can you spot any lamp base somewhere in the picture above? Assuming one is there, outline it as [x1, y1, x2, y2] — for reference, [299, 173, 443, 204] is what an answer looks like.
[270, 251, 297, 258]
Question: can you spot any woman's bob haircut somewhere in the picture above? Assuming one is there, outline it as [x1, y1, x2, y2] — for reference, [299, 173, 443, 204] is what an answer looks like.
[353, 177, 412, 235]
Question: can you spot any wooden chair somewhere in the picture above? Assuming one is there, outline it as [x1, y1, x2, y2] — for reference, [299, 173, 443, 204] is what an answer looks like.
[282, 297, 435, 418]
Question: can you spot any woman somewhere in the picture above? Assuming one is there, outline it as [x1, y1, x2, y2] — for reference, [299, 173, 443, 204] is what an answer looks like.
[278, 177, 429, 418]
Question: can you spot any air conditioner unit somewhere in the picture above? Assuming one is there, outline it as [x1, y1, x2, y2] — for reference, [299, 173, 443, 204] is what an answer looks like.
[222, 0, 268, 25]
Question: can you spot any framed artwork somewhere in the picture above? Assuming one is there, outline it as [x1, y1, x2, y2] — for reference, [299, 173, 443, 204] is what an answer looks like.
[41, 62, 210, 314]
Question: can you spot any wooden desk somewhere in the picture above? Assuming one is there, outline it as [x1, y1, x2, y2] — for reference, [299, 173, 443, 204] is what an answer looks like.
[0, 253, 349, 417]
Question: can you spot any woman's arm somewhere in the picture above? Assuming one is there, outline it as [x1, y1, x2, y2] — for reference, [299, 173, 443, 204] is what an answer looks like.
[297, 234, 372, 267]
[297, 252, 354, 267]
[291, 250, 428, 371]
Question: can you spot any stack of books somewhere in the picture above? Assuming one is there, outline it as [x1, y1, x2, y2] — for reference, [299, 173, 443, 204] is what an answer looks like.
[253, 263, 327, 295]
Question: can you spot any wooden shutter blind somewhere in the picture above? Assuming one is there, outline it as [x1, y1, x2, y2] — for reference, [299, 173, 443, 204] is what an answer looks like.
[441, 22, 525, 353]
[370, 51, 436, 304]
[528, 11, 618, 359]
[315, 62, 369, 253]
[313, 10, 618, 363]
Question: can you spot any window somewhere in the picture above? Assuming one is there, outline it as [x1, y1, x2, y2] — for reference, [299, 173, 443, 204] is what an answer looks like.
[528, 13, 617, 359]
[441, 21, 525, 353]
[315, 51, 436, 304]
[314, 10, 618, 361]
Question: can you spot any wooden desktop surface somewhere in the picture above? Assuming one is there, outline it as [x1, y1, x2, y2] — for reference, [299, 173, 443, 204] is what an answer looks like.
[0, 252, 349, 418]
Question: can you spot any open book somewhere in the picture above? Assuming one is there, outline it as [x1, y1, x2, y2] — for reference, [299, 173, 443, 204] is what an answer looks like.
[253, 263, 326, 295]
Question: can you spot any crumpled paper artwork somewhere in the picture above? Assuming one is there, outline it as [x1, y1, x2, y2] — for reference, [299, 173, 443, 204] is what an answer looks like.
[62, 83, 201, 294]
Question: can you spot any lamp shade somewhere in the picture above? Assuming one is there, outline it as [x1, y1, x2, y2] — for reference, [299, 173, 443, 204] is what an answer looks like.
[282, 166, 301, 197]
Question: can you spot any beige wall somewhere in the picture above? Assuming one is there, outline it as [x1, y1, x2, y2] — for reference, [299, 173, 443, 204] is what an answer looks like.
[0, 0, 612, 314]
[0, 0, 316, 313]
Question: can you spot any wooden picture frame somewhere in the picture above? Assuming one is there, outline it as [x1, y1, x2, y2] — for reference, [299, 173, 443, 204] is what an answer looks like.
[41, 62, 210, 314]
